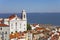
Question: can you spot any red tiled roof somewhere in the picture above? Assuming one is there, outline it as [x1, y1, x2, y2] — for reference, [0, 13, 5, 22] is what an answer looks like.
[0, 24, 9, 27]
[9, 33, 16, 39]
[34, 27, 45, 30]
[9, 14, 16, 20]
[9, 32, 25, 39]
[15, 32, 21, 39]
[49, 32, 54, 36]
[51, 35, 59, 40]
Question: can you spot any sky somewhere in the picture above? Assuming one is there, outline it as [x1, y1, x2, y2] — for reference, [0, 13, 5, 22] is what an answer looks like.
[0, 0, 60, 13]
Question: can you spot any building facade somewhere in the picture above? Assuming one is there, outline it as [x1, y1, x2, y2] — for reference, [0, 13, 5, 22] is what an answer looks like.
[0, 24, 9, 40]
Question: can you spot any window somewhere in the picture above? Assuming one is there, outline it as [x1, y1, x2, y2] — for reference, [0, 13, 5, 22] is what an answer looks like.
[16, 18, 17, 20]
[11, 23, 13, 29]
[15, 31, 17, 33]
[5, 31, 7, 34]
[11, 32, 13, 34]
[24, 15, 25, 18]
[24, 28, 25, 30]
[0, 27, 2, 30]
[8, 21, 10, 24]
[24, 24, 25, 26]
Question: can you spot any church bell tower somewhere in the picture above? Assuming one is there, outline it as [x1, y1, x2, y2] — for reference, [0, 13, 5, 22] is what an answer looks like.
[21, 9, 27, 32]
[22, 9, 27, 20]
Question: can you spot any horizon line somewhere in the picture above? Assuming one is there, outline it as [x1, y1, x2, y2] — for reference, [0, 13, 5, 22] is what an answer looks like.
[0, 12, 60, 14]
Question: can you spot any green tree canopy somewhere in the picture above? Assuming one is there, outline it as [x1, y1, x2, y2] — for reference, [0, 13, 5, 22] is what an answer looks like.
[27, 23, 32, 30]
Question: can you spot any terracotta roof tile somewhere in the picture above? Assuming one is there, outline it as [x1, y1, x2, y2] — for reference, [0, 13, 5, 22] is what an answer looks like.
[9, 14, 16, 20]
[51, 35, 59, 40]
[9, 33, 16, 39]
[35, 27, 45, 31]
[10, 32, 25, 39]
[15, 32, 21, 39]
[0, 24, 9, 27]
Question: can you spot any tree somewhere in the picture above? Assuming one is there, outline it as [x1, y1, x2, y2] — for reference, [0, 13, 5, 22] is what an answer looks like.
[27, 23, 32, 30]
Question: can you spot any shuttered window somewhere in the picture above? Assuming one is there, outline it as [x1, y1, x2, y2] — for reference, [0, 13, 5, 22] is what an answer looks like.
[0, 27, 2, 30]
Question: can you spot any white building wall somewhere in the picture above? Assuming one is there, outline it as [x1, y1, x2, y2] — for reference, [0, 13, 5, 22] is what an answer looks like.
[16, 20, 21, 32]
[21, 20, 27, 32]
[18, 39, 25, 40]
[32, 27, 36, 30]
[10, 20, 16, 34]
[0, 27, 10, 40]
[11, 38, 17, 40]
[4, 19, 9, 25]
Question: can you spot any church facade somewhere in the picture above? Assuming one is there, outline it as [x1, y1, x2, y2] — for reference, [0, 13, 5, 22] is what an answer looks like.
[9, 10, 27, 34]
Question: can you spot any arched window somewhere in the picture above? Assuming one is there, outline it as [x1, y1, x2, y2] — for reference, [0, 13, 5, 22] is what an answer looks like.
[24, 24, 25, 26]
[24, 28, 25, 30]
[24, 15, 25, 18]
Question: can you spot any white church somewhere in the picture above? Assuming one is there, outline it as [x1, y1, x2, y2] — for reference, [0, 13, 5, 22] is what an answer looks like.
[0, 10, 27, 40]
[8, 10, 27, 34]
[9, 9, 27, 34]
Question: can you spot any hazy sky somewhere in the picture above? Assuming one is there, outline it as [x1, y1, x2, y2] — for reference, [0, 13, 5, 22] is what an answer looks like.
[0, 0, 60, 13]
